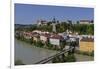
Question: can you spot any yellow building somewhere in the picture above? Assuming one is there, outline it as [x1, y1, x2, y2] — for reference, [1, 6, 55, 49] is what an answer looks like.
[32, 33, 40, 42]
[33, 36, 39, 42]
[79, 41, 94, 52]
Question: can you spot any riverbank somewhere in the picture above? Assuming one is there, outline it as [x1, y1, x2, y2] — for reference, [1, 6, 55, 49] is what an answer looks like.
[15, 38, 94, 65]
[15, 37, 62, 51]
[15, 38, 58, 65]
[15, 37, 94, 57]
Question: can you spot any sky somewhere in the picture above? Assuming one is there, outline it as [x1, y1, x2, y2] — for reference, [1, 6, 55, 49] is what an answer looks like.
[15, 4, 94, 24]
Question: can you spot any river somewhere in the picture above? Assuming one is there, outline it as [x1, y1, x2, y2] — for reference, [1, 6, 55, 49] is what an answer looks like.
[15, 39, 58, 65]
[15, 39, 94, 65]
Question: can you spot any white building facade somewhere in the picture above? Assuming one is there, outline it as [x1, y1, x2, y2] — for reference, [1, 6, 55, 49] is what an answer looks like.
[49, 38, 60, 46]
[40, 35, 48, 42]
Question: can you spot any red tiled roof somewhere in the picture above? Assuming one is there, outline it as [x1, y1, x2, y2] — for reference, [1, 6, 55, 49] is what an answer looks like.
[32, 33, 39, 37]
[50, 35, 63, 39]
[80, 20, 91, 22]
[41, 33, 51, 37]
[80, 38, 94, 42]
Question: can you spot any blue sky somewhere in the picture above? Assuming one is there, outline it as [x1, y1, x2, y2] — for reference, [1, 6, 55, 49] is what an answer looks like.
[15, 4, 94, 24]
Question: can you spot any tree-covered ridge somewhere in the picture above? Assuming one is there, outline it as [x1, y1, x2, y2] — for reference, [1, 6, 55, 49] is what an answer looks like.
[37, 22, 94, 35]
[15, 22, 94, 35]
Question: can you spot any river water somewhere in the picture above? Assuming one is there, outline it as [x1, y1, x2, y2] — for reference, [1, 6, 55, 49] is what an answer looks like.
[15, 39, 94, 65]
[15, 39, 58, 65]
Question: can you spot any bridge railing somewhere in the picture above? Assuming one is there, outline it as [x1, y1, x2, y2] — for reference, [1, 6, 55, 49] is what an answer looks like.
[34, 47, 74, 64]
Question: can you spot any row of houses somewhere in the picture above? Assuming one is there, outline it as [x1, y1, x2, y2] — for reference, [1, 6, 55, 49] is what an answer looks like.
[23, 31, 64, 47]
[15, 30, 79, 49]
[15, 30, 94, 52]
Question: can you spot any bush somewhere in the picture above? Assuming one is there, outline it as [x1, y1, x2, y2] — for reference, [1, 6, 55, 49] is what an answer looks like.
[90, 51, 94, 56]
[36, 40, 44, 47]
[65, 54, 76, 62]
[75, 50, 94, 56]
[52, 54, 76, 63]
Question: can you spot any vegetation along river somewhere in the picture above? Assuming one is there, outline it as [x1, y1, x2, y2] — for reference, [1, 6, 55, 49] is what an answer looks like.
[15, 39, 94, 65]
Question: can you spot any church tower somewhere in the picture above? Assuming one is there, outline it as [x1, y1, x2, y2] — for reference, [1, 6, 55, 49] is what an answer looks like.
[52, 18, 56, 33]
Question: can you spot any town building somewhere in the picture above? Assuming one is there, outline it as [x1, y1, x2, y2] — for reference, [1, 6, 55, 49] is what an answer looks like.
[49, 35, 64, 49]
[79, 38, 94, 52]
[23, 32, 32, 39]
[32, 30, 42, 34]
[40, 33, 51, 43]
[32, 32, 40, 42]
[79, 20, 91, 24]
[37, 19, 47, 26]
